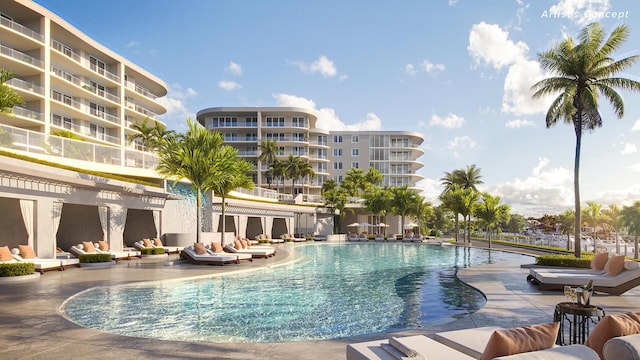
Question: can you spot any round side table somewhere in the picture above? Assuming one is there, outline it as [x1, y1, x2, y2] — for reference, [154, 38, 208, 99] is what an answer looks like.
[553, 302, 605, 345]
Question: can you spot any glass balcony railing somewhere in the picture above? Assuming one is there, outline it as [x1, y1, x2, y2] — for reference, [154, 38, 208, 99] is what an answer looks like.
[0, 43, 44, 68]
[0, 15, 44, 42]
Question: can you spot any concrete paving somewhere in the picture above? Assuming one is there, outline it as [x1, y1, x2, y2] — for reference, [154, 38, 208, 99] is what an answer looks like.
[1, 242, 639, 359]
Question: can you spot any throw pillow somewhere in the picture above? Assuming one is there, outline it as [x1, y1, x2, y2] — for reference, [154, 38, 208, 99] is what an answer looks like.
[142, 238, 152, 247]
[624, 260, 640, 271]
[18, 245, 36, 259]
[480, 322, 560, 360]
[98, 241, 109, 251]
[82, 241, 96, 252]
[153, 238, 163, 247]
[211, 242, 223, 253]
[591, 252, 609, 271]
[585, 312, 640, 359]
[0, 246, 13, 261]
[234, 240, 242, 249]
[604, 255, 626, 276]
[193, 242, 207, 255]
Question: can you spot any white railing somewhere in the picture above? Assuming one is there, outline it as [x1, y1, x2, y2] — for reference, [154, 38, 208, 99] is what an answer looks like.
[0, 43, 44, 68]
[51, 66, 120, 103]
[0, 15, 44, 42]
[51, 39, 120, 82]
[125, 81, 161, 100]
[125, 101, 157, 118]
[51, 90, 120, 124]
[6, 78, 44, 95]
[234, 187, 279, 200]
[12, 107, 43, 121]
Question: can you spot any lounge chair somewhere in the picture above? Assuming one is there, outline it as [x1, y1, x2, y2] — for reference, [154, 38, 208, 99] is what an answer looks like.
[71, 242, 137, 261]
[402, 233, 414, 242]
[181, 244, 242, 265]
[206, 242, 253, 262]
[312, 234, 327, 241]
[11, 245, 78, 273]
[238, 238, 276, 252]
[528, 258, 640, 295]
[134, 238, 180, 253]
[374, 234, 386, 242]
[412, 234, 424, 242]
[348, 233, 359, 242]
[224, 240, 275, 258]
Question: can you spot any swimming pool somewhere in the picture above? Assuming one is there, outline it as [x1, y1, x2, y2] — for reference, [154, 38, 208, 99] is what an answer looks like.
[61, 243, 532, 343]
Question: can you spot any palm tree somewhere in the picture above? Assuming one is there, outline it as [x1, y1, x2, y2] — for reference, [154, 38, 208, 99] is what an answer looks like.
[209, 146, 254, 245]
[363, 186, 391, 235]
[342, 168, 366, 197]
[621, 201, 640, 260]
[283, 154, 306, 195]
[128, 117, 173, 151]
[558, 209, 576, 251]
[156, 119, 226, 243]
[459, 187, 480, 243]
[440, 165, 483, 243]
[455, 164, 484, 191]
[258, 139, 278, 189]
[322, 180, 349, 233]
[270, 159, 286, 193]
[364, 168, 384, 189]
[413, 195, 433, 236]
[582, 201, 603, 248]
[602, 204, 623, 253]
[0, 69, 25, 116]
[473, 192, 511, 248]
[439, 185, 466, 242]
[390, 185, 419, 235]
[532, 22, 640, 257]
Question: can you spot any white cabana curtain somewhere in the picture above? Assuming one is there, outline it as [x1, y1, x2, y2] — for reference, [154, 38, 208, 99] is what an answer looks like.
[238, 215, 248, 239]
[52, 202, 63, 242]
[98, 206, 109, 241]
[19, 200, 34, 244]
[265, 217, 274, 238]
[212, 214, 220, 232]
[286, 217, 294, 235]
[152, 210, 161, 238]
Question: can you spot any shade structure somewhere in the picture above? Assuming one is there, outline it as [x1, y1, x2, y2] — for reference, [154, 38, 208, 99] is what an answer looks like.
[347, 222, 360, 227]
[404, 222, 418, 228]
[359, 222, 372, 227]
[378, 223, 389, 227]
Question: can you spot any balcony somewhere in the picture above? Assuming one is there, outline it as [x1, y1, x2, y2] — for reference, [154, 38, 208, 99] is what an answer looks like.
[125, 101, 157, 118]
[125, 81, 161, 100]
[12, 106, 43, 122]
[6, 78, 44, 95]
[0, 43, 44, 69]
[51, 91, 120, 124]
[51, 66, 120, 103]
[51, 39, 120, 83]
[0, 15, 44, 42]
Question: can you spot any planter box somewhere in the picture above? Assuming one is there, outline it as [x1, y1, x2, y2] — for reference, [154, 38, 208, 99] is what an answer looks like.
[80, 261, 116, 268]
[0, 273, 40, 283]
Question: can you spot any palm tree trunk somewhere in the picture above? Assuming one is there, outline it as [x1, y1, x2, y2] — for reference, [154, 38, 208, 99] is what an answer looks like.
[221, 196, 226, 246]
[454, 215, 459, 242]
[488, 226, 492, 249]
[573, 120, 582, 258]
[196, 187, 202, 243]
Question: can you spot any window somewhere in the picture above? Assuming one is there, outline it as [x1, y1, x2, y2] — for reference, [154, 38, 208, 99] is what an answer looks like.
[90, 123, 105, 140]
[90, 102, 105, 118]
[333, 162, 343, 170]
[245, 117, 257, 126]
[352, 148, 359, 156]
[352, 162, 359, 169]
[292, 116, 306, 127]
[333, 148, 343, 157]
[213, 117, 237, 127]
[90, 56, 106, 75]
[292, 146, 305, 156]
[352, 135, 359, 143]
[317, 135, 327, 146]
[333, 175, 343, 182]
[224, 133, 238, 141]
[89, 81, 105, 97]
[333, 135, 343, 143]
[266, 117, 284, 127]
[276, 147, 285, 156]
[245, 132, 257, 141]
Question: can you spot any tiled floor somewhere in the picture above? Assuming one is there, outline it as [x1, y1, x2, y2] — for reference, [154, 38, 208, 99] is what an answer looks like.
[1, 242, 638, 359]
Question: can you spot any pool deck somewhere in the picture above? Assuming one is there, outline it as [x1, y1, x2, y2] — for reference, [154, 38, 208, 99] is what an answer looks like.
[1, 241, 639, 359]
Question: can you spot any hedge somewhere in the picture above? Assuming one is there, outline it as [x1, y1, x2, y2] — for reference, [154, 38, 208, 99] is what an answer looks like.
[79, 253, 112, 263]
[141, 247, 166, 255]
[0, 262, 35, 277]
[535, 254, 593, 268]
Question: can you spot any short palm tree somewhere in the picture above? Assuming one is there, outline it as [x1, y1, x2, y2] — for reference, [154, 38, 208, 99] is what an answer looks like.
[439, 185, 466, 242]
[531, 22, 640, 257]
[155, 119, 226, 243]
[342, 168, 366, 197]
[621, 201, 640, 260]
[283, 154, 306, 195]
[390, 184, 419, 235]
[363, 186, 391, 234]
[473, 192, 511, 248]
[258, 139, 278, 189]
[0, 69, 25, 116]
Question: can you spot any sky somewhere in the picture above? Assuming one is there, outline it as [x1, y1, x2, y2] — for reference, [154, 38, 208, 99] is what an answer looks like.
[34, 0, 640, 217]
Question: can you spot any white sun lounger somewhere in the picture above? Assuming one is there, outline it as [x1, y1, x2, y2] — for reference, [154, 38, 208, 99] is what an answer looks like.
[181, 245, 242, 265]
[224, 244, 275, 258]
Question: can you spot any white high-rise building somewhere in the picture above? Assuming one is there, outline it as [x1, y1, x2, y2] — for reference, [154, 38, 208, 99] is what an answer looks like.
[0, 0, 167, 175]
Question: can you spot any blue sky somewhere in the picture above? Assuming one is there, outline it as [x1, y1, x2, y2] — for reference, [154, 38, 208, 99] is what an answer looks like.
[35, 0, 640, 217]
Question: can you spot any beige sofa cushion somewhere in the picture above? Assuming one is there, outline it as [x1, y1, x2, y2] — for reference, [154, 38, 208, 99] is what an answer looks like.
[480, 322, 559, 360]
[591, 252, 609, 270]
[604, 255, 626, 276]
[0, 246, 13, 261]
[193, 242, 207, 255]
[494, 344, 599, 360]
[18, 245, 36, 259]
[603, 333, 640, 360]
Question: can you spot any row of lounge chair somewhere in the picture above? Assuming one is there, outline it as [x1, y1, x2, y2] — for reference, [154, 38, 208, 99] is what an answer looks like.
[181, 240, 277, 266]
[0, 244, 79, 273]
[133, 238, 183, 254]
[348, 233, 425, 242]
[347, 311, 640, 359]
[527, 252, 640, 295]
[70, 241, 141, 261]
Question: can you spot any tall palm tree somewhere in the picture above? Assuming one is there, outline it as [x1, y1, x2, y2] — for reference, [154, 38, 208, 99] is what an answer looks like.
[558, 209, 576, 251]
[440, 165, 483, 242]
[364, 168, 384, 189]
[342, 168, 366, 197]
[322, 180, 349, 233]
[532, 22, 640, 257]
[390, 184, 419, 235]
[582, 201, 603, 245]
[298, 161, 315, 195]
[459, 187, 480, 243]
[209, 146, 254, 245]
[455, 164, 484, 191]
[363, 186, 391, 234]
[621, 201, 640, 260]
[413, 195, 433, 236]
[156, 119, 226, 243]
[473, 192, 511, 248]
[270, 159, 287, 194]
[0, 69, 25, 116]
[602, 204, 623, 253]
[439, 185, 466, 242]
[128, 117, 174, 151]
[283, 154, 306, 195]
[258, 139, 278, 189]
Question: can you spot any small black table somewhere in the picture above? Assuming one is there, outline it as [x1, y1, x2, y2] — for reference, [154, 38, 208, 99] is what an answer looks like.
[553, 302, 605, 345]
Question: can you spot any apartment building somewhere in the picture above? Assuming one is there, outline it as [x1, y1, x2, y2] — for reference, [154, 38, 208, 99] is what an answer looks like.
[197, 107, 425, 197]
[329, 131, 424, 191]
[0, 0, 167, 174]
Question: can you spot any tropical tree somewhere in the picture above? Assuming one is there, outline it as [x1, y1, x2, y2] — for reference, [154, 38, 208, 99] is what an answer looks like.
[258, 139, 279, 189]
[0, 69, 25, 116]
[504, 213, 526, 234]
[602, 204, 622, 239]
[270, 159, 287, 193]
[156, 119, 237, 243]
[473, 192, 511, 248]
[298, 161, 315, 195]
[440, 165, 483, 243]
[322, 180, 349, 233]
[582, 201, 603, 249]
[363, 186, 391, 234]
[621, 201, 640, 259]
[364, 168, 384, 189]
[128, 117, 173, 151]
[459, 187, 480, 243]
[283, 154, 306, 195]
[531, 22, 640, 257]
[389, 185, 419, 235]
[342, 168, 366, 197]
[557, 209, 576, 251]
[439, 185, 466, 242]
[412, 195, 434, 236]
[209, 146, 254, 245]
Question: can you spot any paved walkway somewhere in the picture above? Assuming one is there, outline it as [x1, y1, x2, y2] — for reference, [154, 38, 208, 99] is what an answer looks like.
[1, 242, 639, 359]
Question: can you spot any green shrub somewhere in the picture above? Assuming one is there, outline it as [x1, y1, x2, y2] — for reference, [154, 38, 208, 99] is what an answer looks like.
[258, 239, 270, 244]
[141, 247, 166, 255]
[284, 238, 293, 242]
[0, 262, 35, 277]
[79, 253, 112, 263]
[535, 254, 593, 268]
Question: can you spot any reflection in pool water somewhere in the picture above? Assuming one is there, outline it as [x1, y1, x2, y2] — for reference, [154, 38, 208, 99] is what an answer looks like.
[61, 244, 531, 343]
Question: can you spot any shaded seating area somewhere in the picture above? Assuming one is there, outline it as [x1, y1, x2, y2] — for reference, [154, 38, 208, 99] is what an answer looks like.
[528, 253, 640, 295]
[181, 243, 243, 265]
[134, 238, 183, 254]
[70, 241, 139, 261]
[224, 239, 275, 258]
[7, 245, 78, 273]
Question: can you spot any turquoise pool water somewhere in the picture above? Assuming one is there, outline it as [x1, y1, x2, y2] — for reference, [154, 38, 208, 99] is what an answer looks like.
[61, 244, 531, 343]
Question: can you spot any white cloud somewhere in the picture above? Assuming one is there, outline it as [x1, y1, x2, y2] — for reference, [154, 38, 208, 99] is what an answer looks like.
[415, 177, 442, 204]
[621, 143, 637, 155]
[468, 22, 552, 116]
[590, 184, 640, 207]
[226, 61, 242, 76]
[156, 84, 198, 131]
[405, 59, 446, 75]
[218, 80, 242, 91]
[505, 119, 536, 128]
[273, 93, 382, 131]
[447, 136, 477, 157]
[490, 157, 574, 216]
[632, 119, 640, 131]
[430, 113, 465, 129]
[630, 163, 640, 172]
[549, 0, 611, 25]
[448, 0, 458, 5]
[292, 55, 338, 78]
[125, 40, 140, 48]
